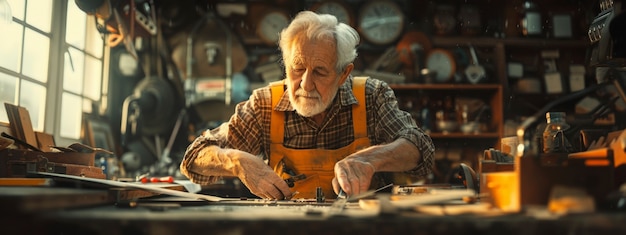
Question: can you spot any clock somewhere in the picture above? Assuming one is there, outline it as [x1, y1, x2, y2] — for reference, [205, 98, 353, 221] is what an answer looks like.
[111, 47, 142, 78]
[426, 49, 457, 83]
[310, 0, 355, 26]
[256, 9, 290, 45]
[357, 0, 405, 45]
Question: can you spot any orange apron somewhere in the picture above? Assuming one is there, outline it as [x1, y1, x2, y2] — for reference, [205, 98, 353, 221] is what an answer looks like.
[269, 77, 370, 199]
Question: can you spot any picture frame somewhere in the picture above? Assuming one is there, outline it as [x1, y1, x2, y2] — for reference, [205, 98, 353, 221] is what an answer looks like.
[552, 14, 572, 38]
[83, 117, 116, 155]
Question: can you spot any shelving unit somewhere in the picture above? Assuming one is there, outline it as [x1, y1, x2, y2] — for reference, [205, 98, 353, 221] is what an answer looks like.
[386, 34, 593, 182]
[390, 83, 503, 139]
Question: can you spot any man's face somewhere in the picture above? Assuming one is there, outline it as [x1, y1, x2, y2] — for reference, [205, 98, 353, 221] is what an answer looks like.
[285, 37, 346, 117]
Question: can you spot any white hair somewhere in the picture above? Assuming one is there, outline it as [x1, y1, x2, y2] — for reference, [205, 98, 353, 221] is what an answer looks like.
[278, 11, 360, 72]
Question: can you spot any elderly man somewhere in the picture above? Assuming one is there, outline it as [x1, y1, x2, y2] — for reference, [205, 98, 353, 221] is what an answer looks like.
[180, 11, 434, 200]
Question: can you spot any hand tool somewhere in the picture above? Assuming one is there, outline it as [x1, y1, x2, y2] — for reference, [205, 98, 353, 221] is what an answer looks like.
[140, 176, 174, 183]
[283, 174, 306, 187]
[329, 183, 393, 215]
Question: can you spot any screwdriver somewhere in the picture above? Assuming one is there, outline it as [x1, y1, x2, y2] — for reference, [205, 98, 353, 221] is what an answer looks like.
[140, 176, 174, 184]
[337, 188, 347, 199]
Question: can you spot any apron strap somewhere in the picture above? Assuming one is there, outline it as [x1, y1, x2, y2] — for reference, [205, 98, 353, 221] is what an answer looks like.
[270, 80, 286, 144]
[352, 76, 368, 139]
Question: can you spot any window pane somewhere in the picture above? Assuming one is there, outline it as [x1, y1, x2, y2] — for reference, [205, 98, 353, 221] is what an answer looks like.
[22, 28, 50, 82]
[60, 92, 82, 139]
[66, 1, 86, 49]
[0, 73, 18, 122]
[25, 0, 51, 32]
[19, 80, 46, 132]
[83, 97, 92, 113]
[84, 55, 102, 100]
[64, 47, 85, 94]
[85, 14, 103, 58]
[0, 22, 22, 72]
[7, 0, 23, 21]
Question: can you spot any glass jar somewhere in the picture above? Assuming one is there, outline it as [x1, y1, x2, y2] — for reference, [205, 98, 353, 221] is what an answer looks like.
[433, 4, 457, 36]
[520, 1, 542, 37]
[542, 112, 570, 153]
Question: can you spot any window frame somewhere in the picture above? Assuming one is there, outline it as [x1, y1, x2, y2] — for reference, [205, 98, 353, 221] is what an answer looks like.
[0, 0, 108, 147]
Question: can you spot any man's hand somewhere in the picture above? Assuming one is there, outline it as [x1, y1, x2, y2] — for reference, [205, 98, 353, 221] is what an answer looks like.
[332, 157, 376, 197]
[234, 153, 293, 200]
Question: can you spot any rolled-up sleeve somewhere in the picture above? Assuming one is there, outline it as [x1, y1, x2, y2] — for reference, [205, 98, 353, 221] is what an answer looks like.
[180, 89, 270, 185]
[179, 132, 220, 185]
[367, 79, 435, 176]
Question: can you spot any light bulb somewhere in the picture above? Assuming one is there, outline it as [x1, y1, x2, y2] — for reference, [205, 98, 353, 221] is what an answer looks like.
[0, 0, 13, 26]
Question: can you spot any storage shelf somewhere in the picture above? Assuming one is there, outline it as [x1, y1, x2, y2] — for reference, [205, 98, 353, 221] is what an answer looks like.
[431, 37, 590, 48]
[390, 83, 501, 90]
[429, 132, 501, 139]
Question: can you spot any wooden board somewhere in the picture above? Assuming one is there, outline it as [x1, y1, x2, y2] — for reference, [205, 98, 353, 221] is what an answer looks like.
[3, 103, 38, 149]
[0, 186, 112, 213]
[35, 172, 227, 202]
[3, 103, 21, 140]
[15, 105, 38, 148]
[35, 131, 55, 152]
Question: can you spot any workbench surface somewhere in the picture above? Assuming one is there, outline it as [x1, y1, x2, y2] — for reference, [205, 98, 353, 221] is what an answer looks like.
[2, 186, 626, 235]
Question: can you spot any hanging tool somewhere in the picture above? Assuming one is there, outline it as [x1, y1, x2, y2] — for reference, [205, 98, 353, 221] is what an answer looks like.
[465, 44, 487, 84]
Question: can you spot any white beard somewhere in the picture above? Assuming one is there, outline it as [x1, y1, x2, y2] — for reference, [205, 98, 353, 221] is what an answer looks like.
[289, 87, 337, 117]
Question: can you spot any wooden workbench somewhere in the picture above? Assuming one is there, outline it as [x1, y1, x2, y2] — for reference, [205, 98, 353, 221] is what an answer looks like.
[2, 185, 626, 235]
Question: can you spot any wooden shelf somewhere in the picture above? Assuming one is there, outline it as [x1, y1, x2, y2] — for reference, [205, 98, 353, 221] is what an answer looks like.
[431, 37, 590, 48]
[390, 83, 501, 90]
[429, 132, 501, 139]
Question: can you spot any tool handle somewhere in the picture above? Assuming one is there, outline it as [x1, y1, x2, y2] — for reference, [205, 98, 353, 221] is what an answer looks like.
[151, 176, 174, 183]
[140, 176, 174, 183]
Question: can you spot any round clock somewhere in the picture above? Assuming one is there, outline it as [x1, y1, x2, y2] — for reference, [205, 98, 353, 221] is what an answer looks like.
[256, 10, 290, 45]
[426, 49, 457, 83]
[311, 0, 355, 26]
[357, 0, 405, 45]
[112, 48, 142, 78]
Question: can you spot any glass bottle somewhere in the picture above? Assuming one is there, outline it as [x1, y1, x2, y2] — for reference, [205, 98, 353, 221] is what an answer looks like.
[419, 97, 432, 134]
[542, 112, 570, 153]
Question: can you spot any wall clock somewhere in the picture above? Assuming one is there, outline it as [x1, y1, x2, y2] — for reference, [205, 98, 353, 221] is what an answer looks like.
[310, 0, 354, 26]
[111, 47, 142, 78]
[426, 48, 457, 83]
[357, 0, 405, 45]
[256, 9, 290, 45]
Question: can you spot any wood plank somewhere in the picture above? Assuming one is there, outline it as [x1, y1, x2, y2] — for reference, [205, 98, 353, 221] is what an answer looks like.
[4, 103, 22, 142]
[0, 186, 112, 213]
[4, 103, 39, 150]
[35, 131, 56, 152]
[16, 106, 38, 148]
[0, 178, 54, 186]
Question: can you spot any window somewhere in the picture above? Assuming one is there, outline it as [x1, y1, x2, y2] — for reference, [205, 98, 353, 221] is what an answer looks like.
[0, 0, 106, 146]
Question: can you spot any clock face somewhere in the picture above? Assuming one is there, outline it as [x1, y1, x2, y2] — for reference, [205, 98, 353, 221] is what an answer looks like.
[311, 1, 354, 26]
[257, 11, 290, 45]
[426, 49, 456, 83]
[358, 1, 405, 45]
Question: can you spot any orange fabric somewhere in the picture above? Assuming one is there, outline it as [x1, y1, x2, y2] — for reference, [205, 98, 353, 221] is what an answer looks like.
[269, 77, 370, 199]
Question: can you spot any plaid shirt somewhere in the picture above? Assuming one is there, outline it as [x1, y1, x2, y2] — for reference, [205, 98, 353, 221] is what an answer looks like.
[181, 76, 435, 185]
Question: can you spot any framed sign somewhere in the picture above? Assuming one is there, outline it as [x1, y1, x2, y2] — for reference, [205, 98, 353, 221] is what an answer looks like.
[83, 117, 116, 155]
